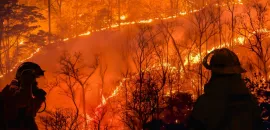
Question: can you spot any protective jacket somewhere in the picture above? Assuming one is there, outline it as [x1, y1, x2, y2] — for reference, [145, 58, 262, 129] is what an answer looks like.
[1, 70, 44, 130]
[187, 75, 263, 130]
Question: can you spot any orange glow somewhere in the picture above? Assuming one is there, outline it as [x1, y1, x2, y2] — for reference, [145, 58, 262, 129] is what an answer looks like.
[0, 0, 247, 80]
[0, 47, 42, 77]
[183, 33, 265, 66]
[0, 2, 256, 127]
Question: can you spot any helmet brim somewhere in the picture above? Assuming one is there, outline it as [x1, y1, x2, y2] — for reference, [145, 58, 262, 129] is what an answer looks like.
[40, 70, 45, 76]
[36, 70, 45, 77]
[210, 66, 246, 74]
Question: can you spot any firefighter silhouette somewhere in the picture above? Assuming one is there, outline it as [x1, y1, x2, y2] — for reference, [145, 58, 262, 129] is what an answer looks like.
[186, 48, 263, 130]
[0, 62, 46, 130]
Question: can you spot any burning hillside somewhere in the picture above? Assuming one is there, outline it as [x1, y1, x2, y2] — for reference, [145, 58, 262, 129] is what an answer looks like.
[1, 0, 270, 129]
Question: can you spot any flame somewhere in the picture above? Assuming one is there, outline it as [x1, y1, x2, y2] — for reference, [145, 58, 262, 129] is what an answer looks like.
[0, 5, 266, 124]
[102, 95, 106, 105]
[182, 32, 270, 66]
[166, 90, 177, 96]
[0, 47, 42, 78]
[0, 0, 247, 79]
[86, 87, 120, 123]
[256, 28, 270, 33]
[138, 19, 153, 24]
[184, 43, 227, 65]
[120, 15, 127, 20]
[0, 1, 252, 125]
[179, 12, 187, 16]
[19, 40, 24, 45]
[86, 113, 93, 123]
[238, 0, 243, 4]
[79, 31, 91, 37]
[63, 38, 69, 41]
[108, 87, 119, 99]
[235, 37, 245, 45]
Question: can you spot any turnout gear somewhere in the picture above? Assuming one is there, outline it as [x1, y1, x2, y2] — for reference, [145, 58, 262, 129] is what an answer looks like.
[203, 48, 246, 74]
[187, 48, 262, 130]
[0, 62, 46, 130]
[187, 75, 263, 130]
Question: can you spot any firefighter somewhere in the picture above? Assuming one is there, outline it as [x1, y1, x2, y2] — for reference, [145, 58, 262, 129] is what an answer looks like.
[186, 48, 263, 130]
[1, 62, 46, 130]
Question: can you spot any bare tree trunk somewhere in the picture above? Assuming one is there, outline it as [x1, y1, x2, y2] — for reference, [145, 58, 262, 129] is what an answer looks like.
[170, 0, 174, 15]
[227, 0, 235, 49]
[6, 17, 10, 73]
[263, 61, 268, 80]
[231, 10, 234, 49]
[218, 2, 222, 46]
[15, 39, 19, 65]
[48, 0, 51, 44]
[59, 52, 98, 129]
[59, 0, 62, 17]
[139, 57, 143, 126]
[0, 18, 3, 74]
[70, 93, 79, 130]
[100, 63, 107, 100]
[175, 0, 179, 16]
[75, 0, 78, 37]
[98, 120, 101, 130]
[118, 0, 121, 29]
[199, 36, 203, 96]
[81, 84, 87, 129]
[57, 0, 63, 38]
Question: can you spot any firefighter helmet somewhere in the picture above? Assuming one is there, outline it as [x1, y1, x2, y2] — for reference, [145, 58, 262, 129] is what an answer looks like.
[203, 48, 246, 74]
[15, 62, 45, 79]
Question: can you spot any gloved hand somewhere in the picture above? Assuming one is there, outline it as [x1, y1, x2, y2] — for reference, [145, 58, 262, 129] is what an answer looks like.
[32, 88, 46, 101]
